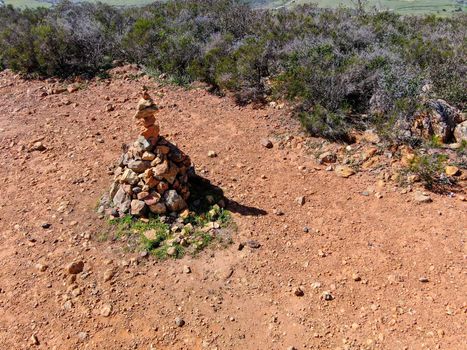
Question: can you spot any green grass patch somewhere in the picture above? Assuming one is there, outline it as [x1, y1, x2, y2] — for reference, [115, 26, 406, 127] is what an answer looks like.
[106, 200, 234, 260]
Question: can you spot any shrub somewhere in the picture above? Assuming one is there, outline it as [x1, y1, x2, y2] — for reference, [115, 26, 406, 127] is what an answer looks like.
[0, 0, 465, 141]
[409, 153, 448, 189]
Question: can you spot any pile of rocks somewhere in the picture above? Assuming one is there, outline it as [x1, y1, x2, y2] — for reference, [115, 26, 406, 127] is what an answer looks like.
[101, 92, 193, 217]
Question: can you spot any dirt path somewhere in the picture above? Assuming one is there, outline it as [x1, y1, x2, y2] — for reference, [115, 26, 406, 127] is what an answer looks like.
[0, 70, 465, 350]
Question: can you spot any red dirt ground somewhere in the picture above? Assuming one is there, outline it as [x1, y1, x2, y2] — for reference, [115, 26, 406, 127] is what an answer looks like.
[0, 69, 465, 350]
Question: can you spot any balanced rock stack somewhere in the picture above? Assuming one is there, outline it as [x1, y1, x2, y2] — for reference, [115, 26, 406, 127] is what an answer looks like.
[105, 92, 193, 217]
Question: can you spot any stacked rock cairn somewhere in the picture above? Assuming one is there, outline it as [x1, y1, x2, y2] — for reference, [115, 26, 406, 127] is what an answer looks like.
[104, 91, 193, 218]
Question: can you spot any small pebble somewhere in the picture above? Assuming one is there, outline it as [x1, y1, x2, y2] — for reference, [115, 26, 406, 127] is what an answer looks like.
[294, 287, 304, 297]
[175, 317, 185, 327]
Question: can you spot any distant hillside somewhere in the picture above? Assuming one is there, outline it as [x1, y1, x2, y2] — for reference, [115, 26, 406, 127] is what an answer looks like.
[4, 0, 466, 14]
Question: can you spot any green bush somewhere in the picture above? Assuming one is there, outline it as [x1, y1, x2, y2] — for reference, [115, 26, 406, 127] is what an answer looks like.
[0, 0, 465, 141]
[409, 153, 448, 189]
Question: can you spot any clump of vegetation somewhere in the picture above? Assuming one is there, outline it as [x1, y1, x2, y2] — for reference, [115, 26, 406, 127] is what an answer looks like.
[108, 202, 234, 259]
[0, 0, 465, 141]
[106, 174, 235, 259]
[408, 153, 450, 190]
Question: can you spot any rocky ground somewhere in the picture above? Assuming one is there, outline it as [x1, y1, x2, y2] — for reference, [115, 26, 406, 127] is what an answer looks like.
[0, 67, 466, 350]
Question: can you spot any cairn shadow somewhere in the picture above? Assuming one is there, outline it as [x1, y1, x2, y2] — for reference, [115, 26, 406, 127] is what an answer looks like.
[188, 174, 267, 217]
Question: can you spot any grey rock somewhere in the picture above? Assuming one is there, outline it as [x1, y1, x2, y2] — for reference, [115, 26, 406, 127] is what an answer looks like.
[412, 99, 465, 143]
[454, 120, 467, 143]
[135, 136, 152, 151]
[164, 190, 187, 212]
[113, 187, 131, 213]
[127, 160, 151, 173]
[108, 182, 120, 200]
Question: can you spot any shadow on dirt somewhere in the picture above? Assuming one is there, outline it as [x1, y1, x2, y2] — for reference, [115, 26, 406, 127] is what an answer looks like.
[189, 174, 267, 217]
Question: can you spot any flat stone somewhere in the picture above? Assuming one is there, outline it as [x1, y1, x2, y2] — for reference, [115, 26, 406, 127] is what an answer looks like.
[414, 191, 432, 203]
[335, 165, 355, 178]
[246, 240, 261, 249]
[136, 191, 150, 200]
[127, 160, 151, 173]
[445, 165, 460, 176]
